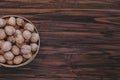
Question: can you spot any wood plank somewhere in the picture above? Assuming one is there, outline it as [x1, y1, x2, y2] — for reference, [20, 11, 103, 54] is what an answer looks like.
[0, 0, 120, 80]
[0, 78, 76, 80]
[69, 54, 120, 80]
[0, 0, 119, 9]
[0, 54, 76, 78]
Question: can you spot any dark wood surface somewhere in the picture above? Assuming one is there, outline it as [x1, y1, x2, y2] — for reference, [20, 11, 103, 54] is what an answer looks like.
[0, 0, 120, 80]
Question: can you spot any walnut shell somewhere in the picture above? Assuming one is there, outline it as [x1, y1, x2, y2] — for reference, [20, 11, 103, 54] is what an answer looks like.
[8, 17, 16, 26]
[23, 30, 31, 40]
[7, 60, 13, 65]
[0, 18, 6, 27]
[1, 41, 12, 52]
[12, 45, 20, 55]
[23, 52, 32, 59]
[30, 43, 38, 52]
[31, 33, 39, 42]
[5, 26, 15, 36]
[21, 45, 31, 54]
[15, 30, 22, 36]
[0, 29, 6, 39]
[7, 36, 15, 43]
[0, 40, 4, 48]
[0, 55, 6, 63]
[16, 18, 24, 26]
[15, 35, 24, 44]
[4, 51, 14, 60]
[0, 49, 4, 55]
[25, 23, 34, 32]
[13, 56, 23, 65]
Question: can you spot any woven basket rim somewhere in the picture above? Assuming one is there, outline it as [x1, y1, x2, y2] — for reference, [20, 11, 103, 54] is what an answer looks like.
[0, 15, 40, 68]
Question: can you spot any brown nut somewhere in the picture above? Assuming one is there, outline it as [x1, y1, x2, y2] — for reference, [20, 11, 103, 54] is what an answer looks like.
[25, 23, 34, 32]
[7, 60, 13, 65]
[16, 18, 24, 26]
[30, 43, 38, 52]
[8, 17, 16, 26]
[1, 41, 12, 52]
[12, 45, 20, 55]
[0, 55, 6, 63]
[5, 26, 15, 36]
[0, 49, 4, 55]
[15, 35, 24, 44]
[0, 29, 6, 39]
[23, 52, 32, 59]
[23, 30, 31, 40]
[7, 36, 15, 43]
[21, 45, 31, 54]
[4, 51, 14, 60]
[0, 18, 6, 27]
[31, 33, 39, 42]
[13, 56, 23, 65]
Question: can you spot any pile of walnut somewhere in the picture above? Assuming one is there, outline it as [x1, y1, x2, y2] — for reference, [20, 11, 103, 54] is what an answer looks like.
[0, 16, 39, 65]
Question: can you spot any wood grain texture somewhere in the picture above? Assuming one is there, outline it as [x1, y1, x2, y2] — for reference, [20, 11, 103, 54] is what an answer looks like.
[0, 0, 120, 80]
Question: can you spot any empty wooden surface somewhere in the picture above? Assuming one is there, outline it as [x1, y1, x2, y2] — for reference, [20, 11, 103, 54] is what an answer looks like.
[0, 0, 120, 80]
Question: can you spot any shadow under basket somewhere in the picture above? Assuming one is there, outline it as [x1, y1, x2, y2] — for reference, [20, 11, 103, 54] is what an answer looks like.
[0, 15, 40, 68]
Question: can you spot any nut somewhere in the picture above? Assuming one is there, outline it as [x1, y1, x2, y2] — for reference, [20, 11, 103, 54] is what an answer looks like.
[7, 36, 15, 43]
[30, 43, 38, 52]
[0, 40, 4, 48]
[12, 45, 20, 55]
[1, 41, 12, 52]
[0, 29, 6, 39]
[23, 52, 32, 59]
[21, 45, 31, 54]
[23, 30, 31, 40]
[0, 55, 6, 63]
[5, 26, 15, 36]
[31, 33, 39, 42]
[0, 18, 6, 27]
[13, 56, 23, 64]
[15, 30, 22, 36]
[16, 42, 26, 48]
[4, 51, 14, 60]
[8, 17, 16, 26]
[25, 23, 34, 32]
[16, 18, 24, 26]
[15, 35, 24, 44]
[7, 60, 13, 65]
[0, 49, 4, 55]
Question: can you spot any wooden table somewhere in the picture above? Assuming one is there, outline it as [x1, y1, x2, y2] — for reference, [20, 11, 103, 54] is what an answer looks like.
[0, 0, 120, 80]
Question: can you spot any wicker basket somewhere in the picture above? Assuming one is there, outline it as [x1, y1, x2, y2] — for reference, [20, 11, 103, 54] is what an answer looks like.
[0, 15, 40, 68]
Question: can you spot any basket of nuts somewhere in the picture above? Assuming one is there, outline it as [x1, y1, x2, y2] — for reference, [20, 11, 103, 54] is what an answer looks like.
[0, 15, 40, 67]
